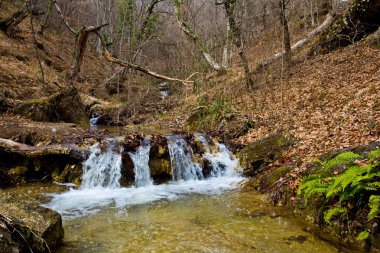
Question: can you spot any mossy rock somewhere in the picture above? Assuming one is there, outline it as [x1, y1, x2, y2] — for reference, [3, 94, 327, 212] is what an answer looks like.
[149, 144, 172, 183]
[0, 195, 64, 252]
[366, 27, 380, 48]
[259, 166, 293, 190]
[7, 166, 28, 185]
[239, 134, 293, 177]
[13, 86, 88, 124]
[310, 0, 380, 55]
[185, 108, 207, 131]
[57, 164, 82, 184]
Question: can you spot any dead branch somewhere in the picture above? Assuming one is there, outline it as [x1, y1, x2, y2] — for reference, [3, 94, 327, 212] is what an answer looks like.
[102, 48, 194, 85]
[253, 13, 334, 72]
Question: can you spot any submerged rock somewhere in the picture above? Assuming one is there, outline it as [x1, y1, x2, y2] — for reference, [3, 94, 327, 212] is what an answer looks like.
[0, 195, 64, 252]
[239, 134, 293, 177]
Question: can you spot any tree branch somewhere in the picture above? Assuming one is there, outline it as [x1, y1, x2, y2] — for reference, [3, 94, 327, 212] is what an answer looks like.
[254, 13, 334, 72]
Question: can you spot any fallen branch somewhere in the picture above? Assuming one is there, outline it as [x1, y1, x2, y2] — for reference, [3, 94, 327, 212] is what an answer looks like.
[0, 138, 85, 160]
[253, 13, 334, 72]
[102, 49, 194, 85]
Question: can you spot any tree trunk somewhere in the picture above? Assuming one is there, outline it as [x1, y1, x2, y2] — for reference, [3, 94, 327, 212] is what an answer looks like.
[68, 24, 108, 82]
[279, 0, 291, 71]
[254, 13, 333, 72]
[37, 0, 53, 35]
[221, 0, 254, 89]
[172, 0, 225, 73]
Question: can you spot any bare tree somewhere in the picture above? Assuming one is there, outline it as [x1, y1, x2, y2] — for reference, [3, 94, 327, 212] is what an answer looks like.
[279, 0, 291, 71]
[172, 0, 226, 73]
[216, 0, 254, 89]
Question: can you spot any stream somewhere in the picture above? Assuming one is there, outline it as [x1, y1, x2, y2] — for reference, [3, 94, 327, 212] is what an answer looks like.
[1, 134, 348, 252]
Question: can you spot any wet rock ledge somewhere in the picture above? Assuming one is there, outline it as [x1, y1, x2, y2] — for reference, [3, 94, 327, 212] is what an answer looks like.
[0, 195, 64, 253]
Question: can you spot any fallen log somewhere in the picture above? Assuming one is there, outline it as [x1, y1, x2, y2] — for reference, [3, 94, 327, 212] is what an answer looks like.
[253, 13, 334, 72]
[0, 138, 85, 160]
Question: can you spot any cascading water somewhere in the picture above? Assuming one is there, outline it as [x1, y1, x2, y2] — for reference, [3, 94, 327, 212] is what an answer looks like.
[128, 138, 153, 187]
[167, 136, 204, 181]
[194, 133, 211, 153]
[206, 143, 240, 177]
[194, 133, 240, 177]
[45, 134, 244, 220]
[90, 117, 99, 126]
[81, 140, 123, 189]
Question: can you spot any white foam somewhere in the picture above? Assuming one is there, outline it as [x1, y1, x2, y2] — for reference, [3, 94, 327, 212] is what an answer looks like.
[44, 176, 244, 220]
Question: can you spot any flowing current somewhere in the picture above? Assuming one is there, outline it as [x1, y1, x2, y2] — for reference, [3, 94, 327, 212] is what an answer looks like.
[81, 141, 123, 189]
[167, 136, 204, 181]
[44, 136, 243, 220]
[128, 139, 153, 187]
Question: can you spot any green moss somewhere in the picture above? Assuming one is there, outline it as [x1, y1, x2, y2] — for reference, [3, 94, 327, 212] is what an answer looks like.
[261, 166, 293, 190]
[238, 134, 293, 177]
[9, 166, 27, 176]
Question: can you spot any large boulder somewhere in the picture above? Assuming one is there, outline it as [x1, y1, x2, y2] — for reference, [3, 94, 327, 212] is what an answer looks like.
[13, 86, 88, 124]
[239, 134, 293, 177]
[0, 195, 64, 252]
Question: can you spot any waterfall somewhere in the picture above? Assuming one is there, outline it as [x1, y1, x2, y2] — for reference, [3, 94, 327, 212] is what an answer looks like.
[194, 133, 211, 153]
[128, 139, 153, 187]
[90, 117, 99, 126]
[167, 136, 204, 181]
[195, 134, 241, 177]
[81, 140, 123, 189]
[206, 143, 240, 177]
[46, 134, 243, 220]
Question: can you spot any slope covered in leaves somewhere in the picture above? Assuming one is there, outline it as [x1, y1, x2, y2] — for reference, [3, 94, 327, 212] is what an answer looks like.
[236, 43, 379, 161]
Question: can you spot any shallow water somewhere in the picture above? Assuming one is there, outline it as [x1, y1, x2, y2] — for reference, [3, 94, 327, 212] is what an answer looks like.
[57, 191, 341, 253]
[1, 183, 345, 253]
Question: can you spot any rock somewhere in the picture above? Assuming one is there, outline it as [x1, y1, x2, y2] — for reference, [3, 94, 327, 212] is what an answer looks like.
[1, 215, 30, 253]
[13, 86, 88, 124]
[95, 114, 112, 126]
[309, 0, 380, 55]
[366, 27, 380, 48]
[239, 134, 293, 177]
[7, 166, 28, 185]
[0, 195, 64, 252]
[105, 82, 126, 95]
[149, 144, 172, 183]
